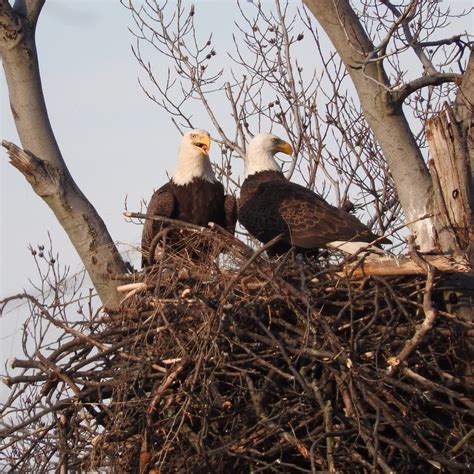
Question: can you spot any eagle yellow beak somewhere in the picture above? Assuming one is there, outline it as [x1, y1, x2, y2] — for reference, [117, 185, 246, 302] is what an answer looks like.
[275, 140, 293, 156]
[193, 133, 211, 155]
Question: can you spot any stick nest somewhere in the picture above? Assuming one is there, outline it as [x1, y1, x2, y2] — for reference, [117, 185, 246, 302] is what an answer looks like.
[1, 226, 473, 472]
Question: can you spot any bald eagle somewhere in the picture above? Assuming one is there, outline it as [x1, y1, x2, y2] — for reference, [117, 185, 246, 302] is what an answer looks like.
[141, 129, 236, 266]
[237, 133, 390, 256]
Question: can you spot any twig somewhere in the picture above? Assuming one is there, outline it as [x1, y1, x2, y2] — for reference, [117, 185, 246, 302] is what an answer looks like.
[218, 234, 284, 304]
[386, 256, 437, 375]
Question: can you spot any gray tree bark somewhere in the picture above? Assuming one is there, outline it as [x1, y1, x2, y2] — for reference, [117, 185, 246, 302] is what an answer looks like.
[303, 0, 458, 253]
[1, 0, 127, 310]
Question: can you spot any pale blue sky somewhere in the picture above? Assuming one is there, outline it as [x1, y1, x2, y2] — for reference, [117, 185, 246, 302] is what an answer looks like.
[0, 1, 472, 399]
[0, 1, 267, 389]
[0, 0, 281, 298]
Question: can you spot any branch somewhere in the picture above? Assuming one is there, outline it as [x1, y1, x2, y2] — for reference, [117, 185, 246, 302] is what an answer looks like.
[13, 0, 45, 26]
[401, 367, 474, 411]
[2, 140, 61, 197]
[0, 387, 102, 438]
[375, 1, 417, 60]
[0, 0, 23, 50]
[125, 210, 258, 261]
[124, 211, 209, 233]
[391, 73, 462, 104]
[146, 357, 189, 422]
[35, 351, 106, 424]
[386, 265, 437, 375]
[340, 253, 470, 279]
[379, 0, 437, 74]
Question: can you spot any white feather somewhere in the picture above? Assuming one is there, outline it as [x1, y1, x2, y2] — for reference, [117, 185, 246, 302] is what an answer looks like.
[172, 129, 216, 185]
[328, 241, 384, 255]
[244, 133, 282, 177]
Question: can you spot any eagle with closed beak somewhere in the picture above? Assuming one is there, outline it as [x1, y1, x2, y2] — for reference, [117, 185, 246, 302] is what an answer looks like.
[237, 133, 390, 256]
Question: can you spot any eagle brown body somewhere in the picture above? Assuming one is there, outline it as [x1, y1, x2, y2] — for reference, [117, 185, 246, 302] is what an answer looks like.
[142, 178, 236, 265]
[141, 129, 236, 267]
[238, 134, 390, 257]
[238, 170, 389, 256]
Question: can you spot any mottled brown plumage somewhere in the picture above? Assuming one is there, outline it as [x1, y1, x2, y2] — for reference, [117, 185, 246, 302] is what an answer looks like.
[238, 134, 390, 256]
[238, 170, 389, 255]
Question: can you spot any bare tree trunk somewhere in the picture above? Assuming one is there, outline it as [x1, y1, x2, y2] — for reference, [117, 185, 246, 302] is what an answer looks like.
[454, 47, 474, 261]
[303, 0, 447, 252]
[0, 0, 127, 309]
[441, 49, 474, 324]
[426, 109, 473, 256]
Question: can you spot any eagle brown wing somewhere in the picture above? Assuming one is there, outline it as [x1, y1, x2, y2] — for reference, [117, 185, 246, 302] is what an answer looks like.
[239, 180, 388, 250]
[224, 194, 237, 235]
[141, 183, 176, 266]
[279, 192, 382, 248]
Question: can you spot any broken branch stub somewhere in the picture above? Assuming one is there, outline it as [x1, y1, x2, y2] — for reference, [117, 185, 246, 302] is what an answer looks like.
[426, 107, 474, 254]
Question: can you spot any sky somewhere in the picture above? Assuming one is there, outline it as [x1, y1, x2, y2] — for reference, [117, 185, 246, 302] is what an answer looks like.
[0, 0, 262, 299]
[0, 0, 264, 401]
[0, 0, 472, 400]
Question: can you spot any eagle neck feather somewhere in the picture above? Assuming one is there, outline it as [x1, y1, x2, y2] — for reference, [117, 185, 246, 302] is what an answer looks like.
[244, 150, 281, 178]
[172, 142, 216, 185]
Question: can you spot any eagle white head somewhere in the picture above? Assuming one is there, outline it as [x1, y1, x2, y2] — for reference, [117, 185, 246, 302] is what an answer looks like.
[172, 129, 217, 185]
[244, 133, 293, 178]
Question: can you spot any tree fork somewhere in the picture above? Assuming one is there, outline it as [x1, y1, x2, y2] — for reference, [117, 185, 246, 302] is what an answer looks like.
[0, 1, 128, 309]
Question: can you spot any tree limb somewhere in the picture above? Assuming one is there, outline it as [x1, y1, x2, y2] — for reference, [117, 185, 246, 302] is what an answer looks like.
[13, 0, 45, 26]
[392, 73, 462, 104]
[379, 0, 437, 74]
[1, 4, 128, 309]
[386, 265, 437, 375]
[340, 253, 470, 279]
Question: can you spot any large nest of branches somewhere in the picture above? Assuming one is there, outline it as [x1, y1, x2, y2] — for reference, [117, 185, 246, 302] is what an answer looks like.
[1, 224, 473, 472]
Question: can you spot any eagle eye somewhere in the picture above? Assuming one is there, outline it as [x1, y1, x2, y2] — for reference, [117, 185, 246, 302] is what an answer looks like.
[190, 134, 196, 139]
